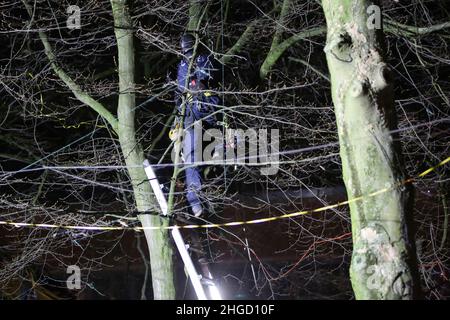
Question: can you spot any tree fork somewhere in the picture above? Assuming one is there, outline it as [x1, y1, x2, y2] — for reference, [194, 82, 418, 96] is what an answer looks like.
[110, 0, 176, 300]
[23, 0, 177, 299]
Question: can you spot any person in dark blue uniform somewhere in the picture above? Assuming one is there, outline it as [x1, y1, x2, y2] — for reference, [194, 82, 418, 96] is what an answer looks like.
[170, 33, 219, 217]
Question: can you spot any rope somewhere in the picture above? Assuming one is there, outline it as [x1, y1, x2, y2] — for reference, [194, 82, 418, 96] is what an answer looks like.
[0, 155, 448, 232]
[1, 118, 446, 177]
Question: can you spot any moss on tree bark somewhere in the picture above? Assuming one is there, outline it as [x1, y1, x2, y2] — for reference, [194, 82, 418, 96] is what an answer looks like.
[322, 0, 420, 299]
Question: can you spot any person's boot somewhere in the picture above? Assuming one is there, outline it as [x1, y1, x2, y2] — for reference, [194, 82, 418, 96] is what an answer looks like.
[191, 204, 203, 217]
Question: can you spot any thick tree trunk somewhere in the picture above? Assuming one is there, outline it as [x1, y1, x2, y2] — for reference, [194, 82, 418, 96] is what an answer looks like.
[321, 0, 419, 299]
[111, 0, 175, 300]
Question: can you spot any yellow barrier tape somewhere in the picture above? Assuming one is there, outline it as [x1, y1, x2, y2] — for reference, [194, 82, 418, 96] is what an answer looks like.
[0, 156, 448, 232]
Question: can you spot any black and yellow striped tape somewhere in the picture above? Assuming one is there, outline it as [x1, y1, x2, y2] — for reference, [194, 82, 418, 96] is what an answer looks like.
[0, 156, 448, 232]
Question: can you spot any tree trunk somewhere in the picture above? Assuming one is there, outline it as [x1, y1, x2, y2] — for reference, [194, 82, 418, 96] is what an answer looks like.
[321, 0, 419, 299]
[187, 0, 204, 31]
[111, 0, 175, 300]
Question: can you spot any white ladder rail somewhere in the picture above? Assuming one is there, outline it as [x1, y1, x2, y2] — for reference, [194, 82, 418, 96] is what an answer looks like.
[143, 160, 222, 300]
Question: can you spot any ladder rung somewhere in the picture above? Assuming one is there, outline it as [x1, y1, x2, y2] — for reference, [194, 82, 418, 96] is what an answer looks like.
[198, 257, 211, 265]
[189, 246, 205, 255]
[200, 277, 215, 286]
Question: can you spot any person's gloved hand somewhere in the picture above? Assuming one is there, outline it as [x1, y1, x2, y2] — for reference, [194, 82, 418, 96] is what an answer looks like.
[225, 130, 236, 149]
[169, 123, 182, 141]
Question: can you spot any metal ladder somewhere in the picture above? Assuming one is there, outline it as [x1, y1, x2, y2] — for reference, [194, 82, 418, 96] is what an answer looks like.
[143, 160, 222, 300]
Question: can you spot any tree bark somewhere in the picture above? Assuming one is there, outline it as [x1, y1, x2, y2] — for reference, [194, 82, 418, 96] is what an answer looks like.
[321, 0, 420, 299]
[260, 26, 326, 79]
[111, 0, 176, 299]
[187, 0, 204, 31]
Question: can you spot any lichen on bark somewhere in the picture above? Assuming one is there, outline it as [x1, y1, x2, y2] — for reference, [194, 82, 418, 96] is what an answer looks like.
[322, 0, 419, 299]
